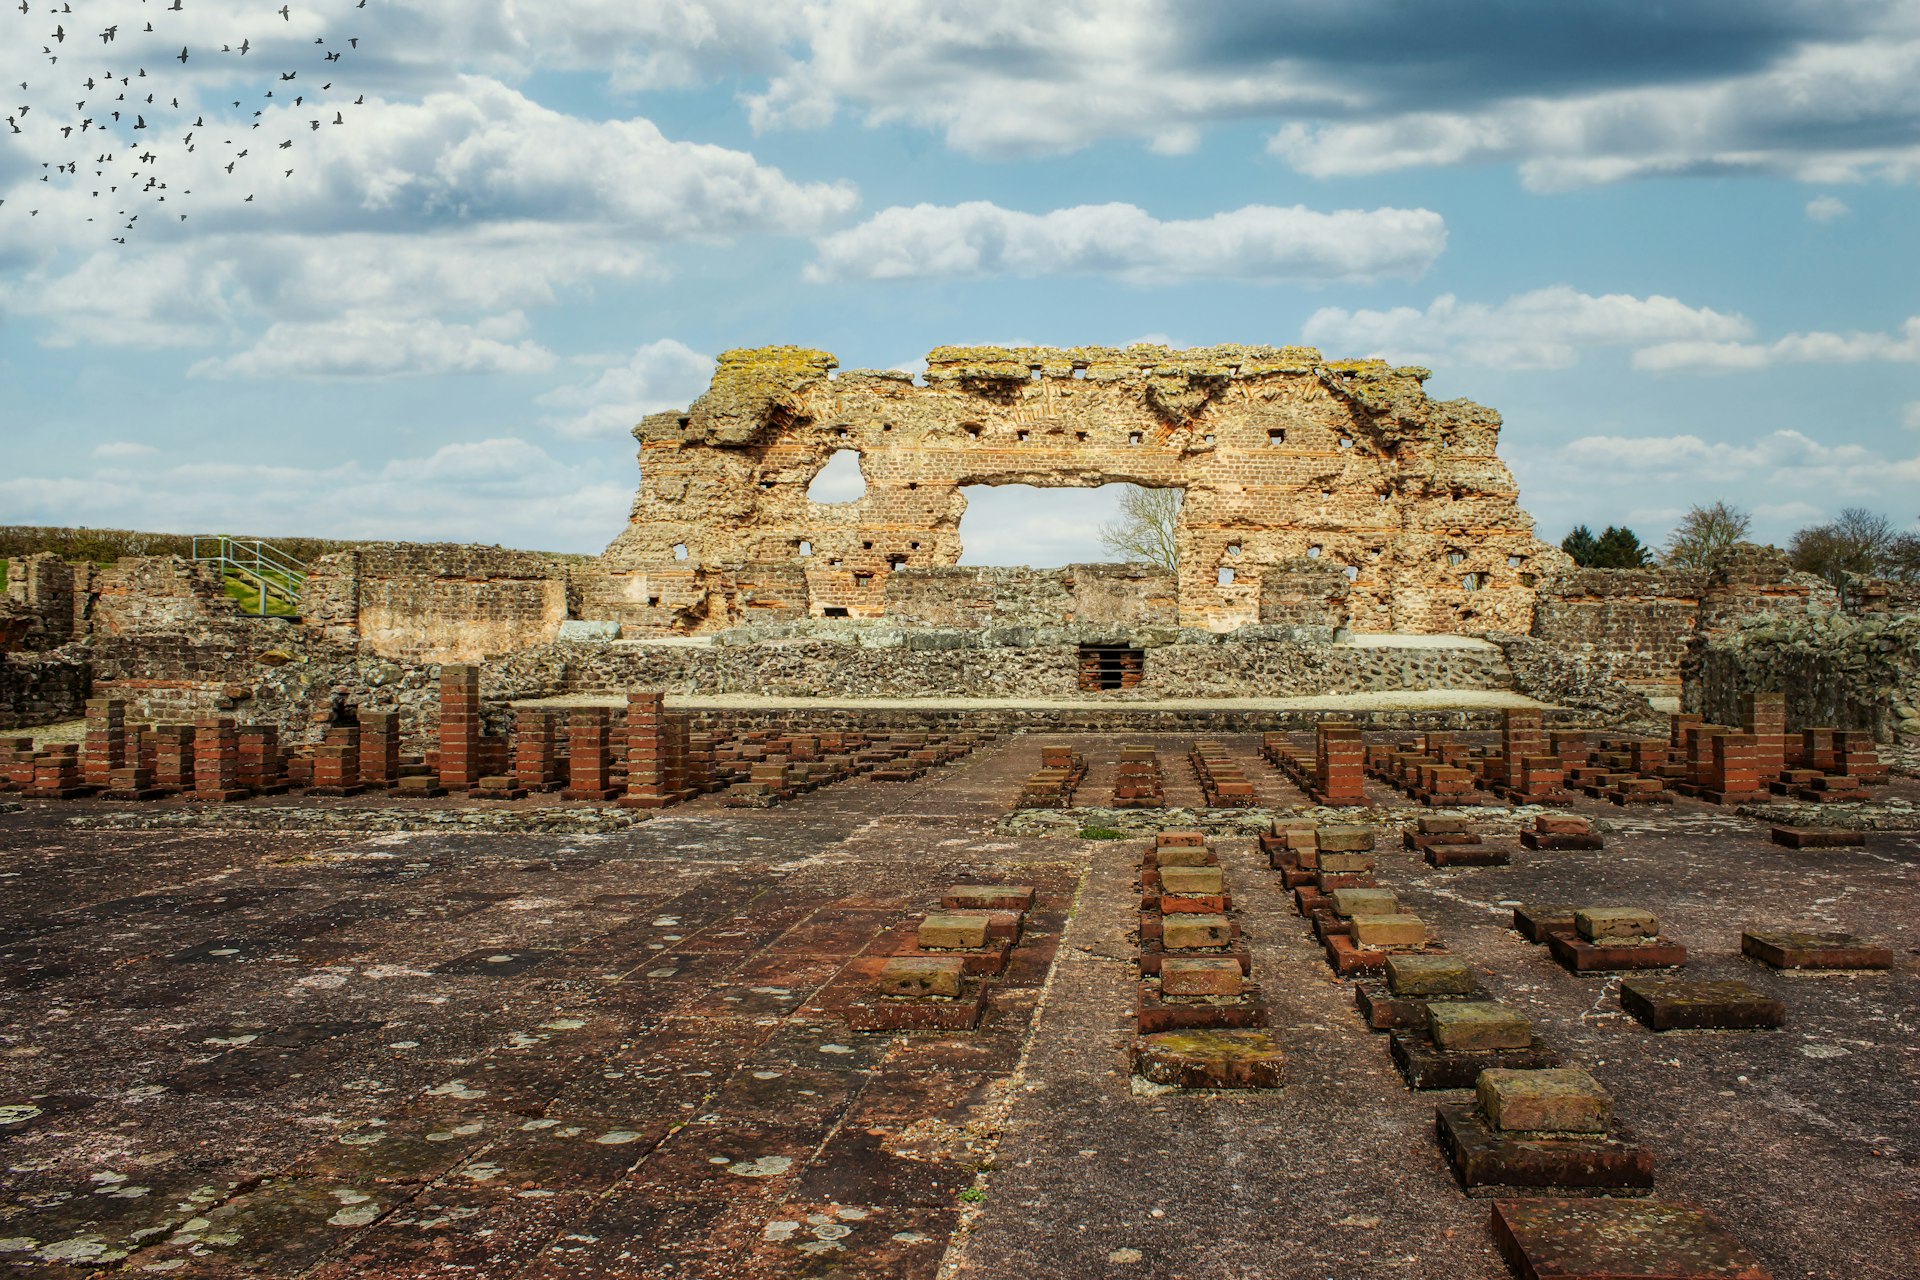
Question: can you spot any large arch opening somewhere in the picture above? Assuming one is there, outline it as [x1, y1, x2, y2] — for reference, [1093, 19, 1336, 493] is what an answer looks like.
[956, 483, 1183, 567]
[807, 449, 867, 503]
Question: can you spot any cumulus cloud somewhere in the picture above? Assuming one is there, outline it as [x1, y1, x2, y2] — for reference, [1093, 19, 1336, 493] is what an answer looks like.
[1267, 36, 1920, 190]
[92, 442, 158, 460]
[1558, 428, 1920, 496]
[1302, 286, 1751, 370]
[1805, 195, 1852, 222]
[537, 340, 716, 439]
[0, 436, 631, 552]
[1905, 401, 1920, 430]
[806, 202, 1446, 285]
[189, 312, 557, 381]
[1632, 316, 1920, 372]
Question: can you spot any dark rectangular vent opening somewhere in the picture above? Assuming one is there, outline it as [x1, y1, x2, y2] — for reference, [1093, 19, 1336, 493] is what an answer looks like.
[1078, 644, 1143, 692]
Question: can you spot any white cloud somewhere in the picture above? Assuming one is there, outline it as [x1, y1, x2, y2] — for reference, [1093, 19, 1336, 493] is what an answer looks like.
[0, 436, 631, 552]
[188, 311, 556, 381]
[536, 340, 715, 439]
[1805, 195, 1851, 222]
[1302, 286, 1751, 370]
[1904, 401, 1920, 430]
[1268, 38, 1920, 190]
[1632, 316, 1920, 373]
[1558, 428, 1920, 496]
[91, 442, 159, 460]
[806, 202, 1446, 285]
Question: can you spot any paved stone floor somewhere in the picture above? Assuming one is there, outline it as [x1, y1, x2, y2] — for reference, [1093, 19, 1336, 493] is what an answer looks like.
[1, 736, 1915, 1279]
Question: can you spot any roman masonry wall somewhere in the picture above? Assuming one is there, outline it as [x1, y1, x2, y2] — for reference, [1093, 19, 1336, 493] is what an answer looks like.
[596, 344, 1568, 636]
[304, 543, 582, 663]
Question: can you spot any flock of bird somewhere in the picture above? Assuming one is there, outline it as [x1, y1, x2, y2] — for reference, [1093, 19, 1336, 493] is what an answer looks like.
[3, 1, 374, 242]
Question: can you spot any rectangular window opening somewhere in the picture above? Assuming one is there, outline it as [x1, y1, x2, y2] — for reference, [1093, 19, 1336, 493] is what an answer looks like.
[1077, 644, 1144, 692]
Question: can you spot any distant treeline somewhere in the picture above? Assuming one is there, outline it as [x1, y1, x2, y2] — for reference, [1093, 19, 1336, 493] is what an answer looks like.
[0, 526, 572, 566]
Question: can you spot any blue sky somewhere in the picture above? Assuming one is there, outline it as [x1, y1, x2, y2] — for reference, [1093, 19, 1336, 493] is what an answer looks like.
[3, 0, 1917, 564]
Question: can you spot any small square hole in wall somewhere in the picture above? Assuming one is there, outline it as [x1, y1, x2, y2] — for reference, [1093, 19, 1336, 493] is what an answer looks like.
[1448, 550, 1465, 567]
[1072, 365, 1087, 379]
[1267, 428, 1286, 445]
[1075, 431, 1088, 442]
[647, 596, 661, 607]
[1128, 432, 1143, 445]
[1461, 572, 1483, 591]
[759, 480, 775, 489]
[889, 556, 907, 571]
[882, 424, 894, 432]
[1344, 565, 1359, 582]
[834, 426, 849, 437]
[798, 541, 812, 557]
[1378, 490, 1391, 503]
[1217, 566, 1235, 586]
[910, 541, 921, 550]
[853, 572, 873, 587]
[673, 544, 689, 561]
[1227, 543, 1242, 558]
[1203, 434, 1216, 445]
[1029, 366, 1042, 380]
[964, 423, 983, 438]
[1339, 435, 1353, 449]
[1016, 430, 1030, 442]
[1307, 545, 1322, 559]
[862, 541, 873, 550]
[1507, 555, 1524, 568]
[822, 606, 849, 617]
[1369, 547, 1383, 558]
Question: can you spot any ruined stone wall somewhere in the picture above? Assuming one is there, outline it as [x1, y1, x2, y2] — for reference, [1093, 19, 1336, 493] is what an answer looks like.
[2, 553, 81, 650]
[1697, 613, 1920, 743]
[1257, 559, 1353, 631]
[597, 344, 1566, 636]
[0, 645, 90, 730]
[1529, 568, 1707, 694]
[303, 544, 580, 663]
[881, 565, 1177, 628]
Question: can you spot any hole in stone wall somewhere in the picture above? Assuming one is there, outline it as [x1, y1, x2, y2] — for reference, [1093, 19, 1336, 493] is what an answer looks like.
[1268, 428, 1286, 445]
[862, 541, 874, 550]
[798, 541, 812, 557]
[889, 556, 907, 571]
[1016, 430, 1030, 442]
[808, 449, 867, 503]
[1369, 547, 1383, 558]
[673, 544, 689, 561]
[957, 483, 1182, 568]
[822, 606, 849, 617]
[1507, 555, 1524, 568]
[1072, 366, 1087, 379]
[1029, 366, 1042, 380]
[1447, 550, 1465, 567]
[1203, 434, 1217, 445]
[1128, 432, 1144, 445]
[647, 595, 661, 607]
[1339, 435, 1353, 449]
[1217, 566, 1236, 586]
[1226, 543, 1242, 558]
[1377, 490, 1391, 503]
[1343, 564, 1359, 582]
[963, 423, 983, 437]
[1461, 573, 1482, 591]
[1307, 545, 1322, 559]
[834, 426, 849, 437]
[1078, 643, 1143, 691]
[854, 572, 873, 587]
[1075, 432, 1088, 442]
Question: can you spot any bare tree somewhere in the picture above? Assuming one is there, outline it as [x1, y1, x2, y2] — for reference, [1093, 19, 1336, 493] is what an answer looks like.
[1788, 507, 1899, 586]
[1662, 500, 1751, 569]
[1098, 485, 1182, 570]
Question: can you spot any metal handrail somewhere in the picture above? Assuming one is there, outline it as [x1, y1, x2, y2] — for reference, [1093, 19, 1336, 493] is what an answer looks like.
[190, 536, 309, 617]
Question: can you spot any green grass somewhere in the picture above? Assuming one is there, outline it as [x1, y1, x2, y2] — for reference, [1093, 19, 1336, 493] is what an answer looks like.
[221, 569, 300, 618]
[1079, 824, 1128, 840]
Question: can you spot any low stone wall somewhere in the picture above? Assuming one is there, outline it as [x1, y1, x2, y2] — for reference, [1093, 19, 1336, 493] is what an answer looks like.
[0, 645, 90, 730]
[303, 544, 581, 662]
[1529, 568, 1705, 694]
[1696, 612, 1920, 743]
[882, 564, 1178, 628]
[492, 631, 1517, 703]
[676, 704, 1599, 736]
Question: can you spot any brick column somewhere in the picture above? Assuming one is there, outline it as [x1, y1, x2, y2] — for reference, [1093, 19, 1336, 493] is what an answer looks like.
[1500, 709, 1546, 792]
[1315, 721, 1367, 806]
[358, 710, 401, 790]
[512, 708, 562, 792]
[31, 745, 86, 797]
[236, 726, 286, 794]
[82, 697, 127, 791]
[563, 707, 617, 800]
[620, 692, 670, 809]
[1739, 693, 1787, 782]
[1708, 731, 1761, 801]
[152, 725, 195, 793]
[192, 717, 249, 801]
[311, 726, 366, 796]
[437, 664, 482, 793]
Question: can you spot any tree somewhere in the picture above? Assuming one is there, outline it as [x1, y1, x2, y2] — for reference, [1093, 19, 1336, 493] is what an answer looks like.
[1560, 525, 1599, 566]
[1663, 501, 1751, 569]
[1098, 485, 1182, 570]
[1562, 524, 1650, 568]
[1788, 507, 1899, 587]
[1884, 530, 1920, 583]
[1593, 525, 1652, 568]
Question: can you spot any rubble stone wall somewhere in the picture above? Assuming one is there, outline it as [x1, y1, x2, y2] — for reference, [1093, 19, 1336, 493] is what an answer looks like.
[303, 544, 580, 663]
[1697, 612, 1920, 743]
[598, 344, 1567, 635]
[881, 565, 1178, 628]
[1529, 568, 1707, 694]
[0, 645, 90, 730]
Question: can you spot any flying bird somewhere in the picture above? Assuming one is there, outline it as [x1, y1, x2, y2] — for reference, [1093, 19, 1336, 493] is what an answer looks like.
[278, 4, 289, 18]
[176, 47, 188, 64]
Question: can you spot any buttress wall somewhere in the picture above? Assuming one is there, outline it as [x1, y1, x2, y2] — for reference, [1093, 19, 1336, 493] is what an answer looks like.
[596, 344, 1567, 634]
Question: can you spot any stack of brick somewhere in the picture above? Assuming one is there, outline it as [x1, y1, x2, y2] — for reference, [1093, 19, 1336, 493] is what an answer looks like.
[1313, 721, 1368, 806]
[81, 697, 127, 791]
[848, 882, 1034, 1033]
[620, 692, 675, 810]
[1835, 730, 1887, 785]
[1405, 816, 1506, 866]
[1135, 833, 1267, 1040]
[310, 726, 366, 797]
[357, 711, 401, 792]
[512, 708, 565, 792]
[1189, 740, 1255, 807]
[236, 726, 287, 796]
[191, 718, 248, 802]
[1519, 814, 1603, 851]
[151, 725, 195, 794]
[437, 664, 482, 795]
[1741, 693, 1788, 785]
[1496, 709, 1563, 803]
[1700, 732, 1767, 804]
[1111, 744, 1164, 808]
[30, 744, 88, 798]
[562, 708, 618, 800]
[0, 737, 36, 791]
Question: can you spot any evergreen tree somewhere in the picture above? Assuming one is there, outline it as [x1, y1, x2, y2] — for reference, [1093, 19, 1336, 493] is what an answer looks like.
[1561, 525, 1600, 567]
[1593, 525, 1651, 568]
